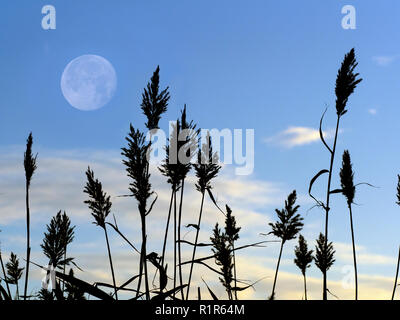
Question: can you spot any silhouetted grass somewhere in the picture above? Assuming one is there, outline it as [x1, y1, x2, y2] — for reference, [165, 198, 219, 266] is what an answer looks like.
[2, 50, 393, 301]
[314, 233, 335, 298]
[84, 167, 118, 299]
[23, 132, 37, 300]
[309, 48, 362, 300]
[186, 133, 220, 299]
[294, 235, 313, 300]
[6, 252, 24, 300]
[339, 150, 358, 299]
[268, 190, 303, 299]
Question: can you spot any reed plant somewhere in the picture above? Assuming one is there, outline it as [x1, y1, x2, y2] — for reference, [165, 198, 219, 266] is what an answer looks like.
[339, 150, 358, 299]
[210, 223, 234, 299]
[159, 106, 198, 298]
[186, 133, 220, 299]
[309, 48, 362, 300]
[268, 190, 303, 299]
[5, 252, 24, 300]
[314, 233, 335, 299]
[294, 235, 313, 300]
[23, 132, 37, 300]
[121, 127, 154, 300]
[84, 167, 118, 300]
[41, 210, 75, 296]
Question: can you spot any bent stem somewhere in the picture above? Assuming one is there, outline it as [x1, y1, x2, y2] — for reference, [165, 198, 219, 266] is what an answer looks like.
[104, 227, 118, 300]
[186, 191, 205, 299]
[177, 180, 185, 300]
[141, 214, 150, 300]
[271, 240, 284, 299]
[23, 180, 31, 300]
[161, 189, 174, 270]
[232, 242, 238, 300]
[348, 204, 358, 300]
[392, 246, 400, 300]
[323, 114, 340, 300]
[173, 188, 177, 298]
[0, 251, 11, 297]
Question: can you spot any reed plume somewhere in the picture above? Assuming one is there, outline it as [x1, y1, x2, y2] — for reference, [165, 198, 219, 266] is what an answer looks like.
[6, 252, 24, 300]
[121, 126, 153, 300]
[314, 232, 335, 299]
[294, 234, 313, 300]
[41, 211, 75, 270]
[186, 133, 220, 299]
[210, 223, 233, 299]
[268, 190, 303, 299]
[339, 150, 358, 299]
[159, 105, 198, 298]
[84, 167, 118, 300]
[141, 65, 170, 131]
[23, 132, 37, 300]
[309, 48, 362, 300]
[224, 205, 240, 299]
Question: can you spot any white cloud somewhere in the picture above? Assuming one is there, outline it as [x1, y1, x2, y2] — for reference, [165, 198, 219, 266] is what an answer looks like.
[372, 55, 399, 67]
[0, 146, 396, 300]
[368, 108, 377, 115]
[265, 126, 334, 148]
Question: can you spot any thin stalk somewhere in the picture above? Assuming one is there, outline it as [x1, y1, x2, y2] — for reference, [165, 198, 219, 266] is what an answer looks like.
[0, 251, 11, 298]
[271, 240, 284, 299]
[141, 214, 150, 300]
[323, 114, 341, 300]
[177, 179, 185, 300]
[161, 189, 175, 269]
[104, 227, 118, 300]
[173, 188, 177, 298]
[186, 191, 205, 299]
[23, 180, 30, 300]
[392, 246, 400, 300]
[62, 248, 67, 293]
[348, 204, 358, 300]
[16, 282, 20, 300]
[303, 274, 307, 300]
[136, 240, 144, 299]
[232, 242, 238, 300]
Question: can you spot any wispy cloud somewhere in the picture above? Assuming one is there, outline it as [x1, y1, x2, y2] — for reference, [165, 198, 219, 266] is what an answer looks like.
[372, 55, 399, 67]
[265, 126, 334, 148]
[368, 108, 377, 115]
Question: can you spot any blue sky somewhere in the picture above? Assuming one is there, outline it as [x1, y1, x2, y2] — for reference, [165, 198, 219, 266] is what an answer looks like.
[1, 0, 400, 299]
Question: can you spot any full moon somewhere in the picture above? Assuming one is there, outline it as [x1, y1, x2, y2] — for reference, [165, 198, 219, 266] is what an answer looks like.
[61, 55, 117, 111]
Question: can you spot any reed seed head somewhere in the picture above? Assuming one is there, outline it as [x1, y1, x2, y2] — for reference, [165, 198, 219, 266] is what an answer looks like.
[294, 234, 313, 276]
[314, 233, 335, 274]
[210, 223, 233, 295]
[141, 66, 170, 130]
[41, 210, 75, 269]
[194, 132, 221, 193]
[224, 205, 241, 243]
[6, 252, 24, 285]
[340, 150, 355, 206]
[335, 48, 362, 116]
[159, 105, 199, 187]
[121, 125, 152, 215]
[269, 190, 303, 243]
[24, 132, 37, 187]
[84, 167, 112, 229]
